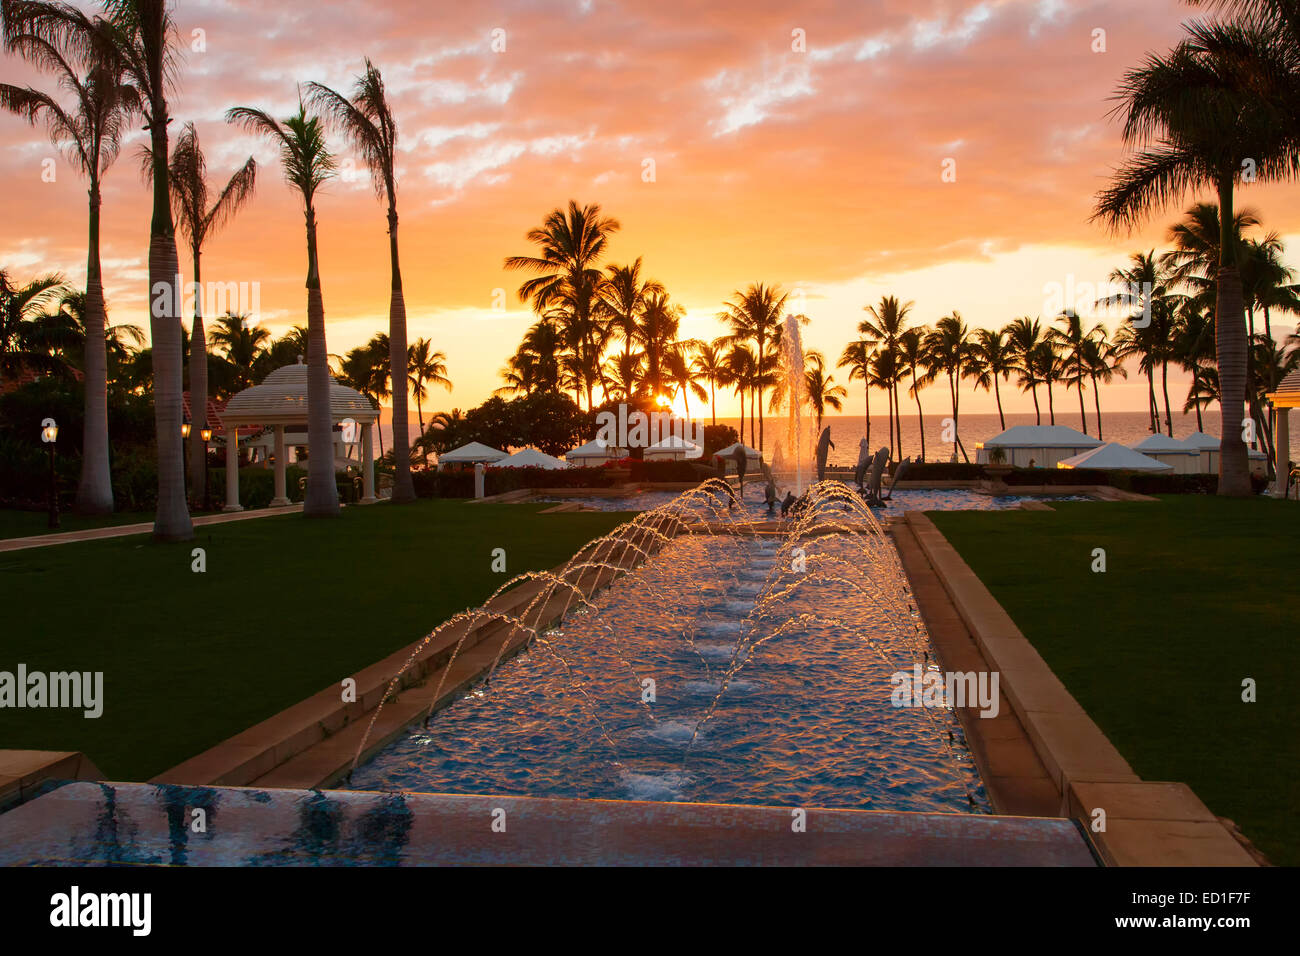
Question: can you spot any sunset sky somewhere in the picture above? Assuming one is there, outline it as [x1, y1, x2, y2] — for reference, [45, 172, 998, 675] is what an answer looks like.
[4, 0, 1300, 418]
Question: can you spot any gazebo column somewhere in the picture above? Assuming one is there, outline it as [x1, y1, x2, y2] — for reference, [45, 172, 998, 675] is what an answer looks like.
[1273, 406, 1291, 498]
[270, 424, 289, 507]
[223, 429, 243, 512]
[361, 421, 377, 503]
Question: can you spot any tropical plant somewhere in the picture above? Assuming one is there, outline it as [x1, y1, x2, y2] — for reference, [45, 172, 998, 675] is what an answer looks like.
[896, 328, 932, 460]
[407, 337, 451, 463]
[305, 60, 415, 502]
[1, 6, 137, 513]
[719, 283, 788, 451]
[859, 296, 912, 458]
[802, 350, 847, 432]
[924, 312, 973, 461]
[970, 327, 1014, 431]
[837, 337, 875, 450]
[227, 102, 339, 517]
[0, 270, 71, 380]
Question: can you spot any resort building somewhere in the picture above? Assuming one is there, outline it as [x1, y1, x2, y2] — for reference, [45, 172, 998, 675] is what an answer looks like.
[974, 425, 1101, 468]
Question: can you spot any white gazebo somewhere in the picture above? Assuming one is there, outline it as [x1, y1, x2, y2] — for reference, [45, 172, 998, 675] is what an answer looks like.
[437, 442, 507, 468]
[643, 435, 703, 461]
[495, 447, 570, 470]
[1267, 368, 1300, 497]
[219, 360, 380, 511]
[975, 425, 1101, 468]
[565, 438, 627, 464]
[1131, 434, 1201, 475]
[1056, 442, 1173, 472]
[1183, 431, 1269, 477]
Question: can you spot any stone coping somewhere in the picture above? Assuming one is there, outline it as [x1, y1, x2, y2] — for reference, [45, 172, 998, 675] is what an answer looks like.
[903, 511, 1256, 867]
[0, 780, 1098, 866]
[0, 750, 102, 812]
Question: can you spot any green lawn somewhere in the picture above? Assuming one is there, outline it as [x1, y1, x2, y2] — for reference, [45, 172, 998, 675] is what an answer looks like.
[0, 509, 176, 540]
[930, 496, 1299, 866]
[0, 500, 630, 781]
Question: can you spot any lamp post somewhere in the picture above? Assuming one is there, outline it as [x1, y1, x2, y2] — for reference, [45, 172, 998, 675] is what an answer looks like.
[181, 420, 191, 505]
[41, 418, 59, 528]
[200, 426, 213, 512]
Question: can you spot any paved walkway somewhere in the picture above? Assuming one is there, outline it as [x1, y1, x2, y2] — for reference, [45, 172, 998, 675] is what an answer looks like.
[0, 503, 304, 553]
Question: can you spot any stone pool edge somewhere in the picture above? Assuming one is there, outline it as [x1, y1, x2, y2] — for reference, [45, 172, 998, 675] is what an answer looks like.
[902, 510, 1260, 867]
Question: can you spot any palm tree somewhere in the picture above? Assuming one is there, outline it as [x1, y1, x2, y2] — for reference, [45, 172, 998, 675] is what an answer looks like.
[602, 258, 662, 369]
[924, 313, 973, 461]
[305, 61, 415, 502]
[602, 349, 643, 404]
[719, 283, 788, 451]
[1079, 335, 1128, 440]
[1092, 9, 1300, 495]
[208, 312, 269, 394]
[1184, 364, 1220, 432]
[407, 337, 451, 464]
[691, 337, 728, 426]
[156, 122, 256, 503]
[802, 350, 847, 432]
[227, 102, 339, 517]
[971, 327, 1014, 430]
[338, 342, 388, 456]
[723, 343, 757, 446]
[837, 338, 876, 450]
[869, 348, 902, 456]
[664, 343, 706, 418]
[1050, 310, 1104, 435]
[56, 289, 143, 389]
[1006, 317, 1046, 424]
[896, 329, 933, 460]
[638, 289, 683, 401]
[1029, 341, 1061, 426]
[504, 201, 620, 411]
[859, 296, 913, 458]
[1, 11, 137, 514]
[0, 270, 71, 380]
[1101, 251, 1181, 435]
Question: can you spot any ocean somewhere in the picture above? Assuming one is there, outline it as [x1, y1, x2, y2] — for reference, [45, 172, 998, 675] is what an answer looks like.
[377, 409, 1293, 467]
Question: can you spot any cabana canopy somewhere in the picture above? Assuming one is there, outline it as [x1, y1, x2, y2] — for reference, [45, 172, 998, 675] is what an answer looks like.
[438, 441, 507, 464]
[495, 447, 570, 470]
[1057, 442, 1172, 471]
[566, 438, 628, 462]
[644, 435, 703, 460]
[1132, 434, 1196, 454]
[714, 442, 761, 460]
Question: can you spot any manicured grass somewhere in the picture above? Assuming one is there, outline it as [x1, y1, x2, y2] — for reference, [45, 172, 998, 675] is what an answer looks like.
[0, 509, 173, 540]
[929, 496, 1299, 866]
[0, 500, 631, 781]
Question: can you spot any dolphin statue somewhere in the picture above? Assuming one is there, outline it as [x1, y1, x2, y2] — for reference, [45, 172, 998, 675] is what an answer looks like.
[815, 427, 834, 483]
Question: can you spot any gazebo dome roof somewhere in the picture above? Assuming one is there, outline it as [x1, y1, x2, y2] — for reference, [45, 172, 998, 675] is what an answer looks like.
[1269, 368, 1300, 408]
[221, 361, 378, 425]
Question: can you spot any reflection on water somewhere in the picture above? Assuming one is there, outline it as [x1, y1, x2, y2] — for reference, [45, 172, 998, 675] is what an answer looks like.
[354, 505, 991, 814]
[537, 487, 1090, 514]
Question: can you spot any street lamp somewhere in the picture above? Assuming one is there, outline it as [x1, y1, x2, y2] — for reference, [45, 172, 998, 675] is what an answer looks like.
[41, 418, 59, 529]
[200, 426, 213, 512]
[181, 419, 192, 505]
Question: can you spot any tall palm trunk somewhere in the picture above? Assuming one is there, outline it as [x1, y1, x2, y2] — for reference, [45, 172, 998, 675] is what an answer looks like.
[1045, 379, 1056, 425]
[1160, 359, 1173, 437]
[863, 382, 871, 450]
[1076, 367, 1087, 435]
[75, 181, 113, 514]
[993, 375, 1006, 431]
[1030, 385, 1041, 425]
[148, 108, 192, 540]
[910, 370, 925, 461]
[1146, 369, 1158, 433]
[1215, 178, 1250, 496]
[1091, 373, 1104, 440]
[386, 207, 414, 501]
[188, 244, 207, 505]
[303, 207, 339, 517]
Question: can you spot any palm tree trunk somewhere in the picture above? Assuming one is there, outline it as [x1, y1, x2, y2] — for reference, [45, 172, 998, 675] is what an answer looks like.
[148, 177, 193, 538]
[188, 245, 207, 506]
[994, 374, 1005, 431]
[1077, 366, 1087, 435]
[1046, 379, 1056, 425]
[304, 210, 339, 517]
[893, 381, 903, 459]
[863, 380, 871, 449]
[911, 371, 925, 461]
[1031, 385, 1041, 425]
[1215, 177, 1251, 496]
[1091, 373, 1104, 440]
[1147, 369, 1158, 433]
[1161, 359, 1173, 437]
[387, 209, 415, 502]
[75, 182, 113, 515]
[709, 379, 716, 426]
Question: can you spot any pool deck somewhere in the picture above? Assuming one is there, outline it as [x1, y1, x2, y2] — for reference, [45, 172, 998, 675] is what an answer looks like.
[0, 780, 1098, 866]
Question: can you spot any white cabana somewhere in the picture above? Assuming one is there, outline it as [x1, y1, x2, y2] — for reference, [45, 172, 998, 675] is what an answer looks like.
[1131, 434, 1201, 475]
[975, 425, 1101, 468]
[643, 434, 703, 461]
[1267, 367, 1300, 496]
[714, 442, 761, 461]
[495, 447, 570, 470]
[1057, 442, 1173, 472]
[220, 360, 379, 511]
[437, 442, 508, 468]
[1182, 431, 1268, 476]
[565, 438, 628, 464]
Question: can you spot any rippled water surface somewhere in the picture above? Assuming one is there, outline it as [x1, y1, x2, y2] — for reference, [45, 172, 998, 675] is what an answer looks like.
[354, 509, 991, 814]
[536, 487, 1090, 514]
